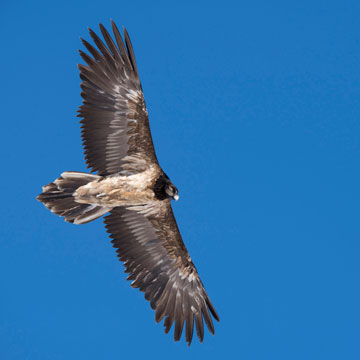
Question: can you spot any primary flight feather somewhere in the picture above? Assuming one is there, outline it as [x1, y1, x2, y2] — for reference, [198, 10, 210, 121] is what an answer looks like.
[37, 20, 219, 345]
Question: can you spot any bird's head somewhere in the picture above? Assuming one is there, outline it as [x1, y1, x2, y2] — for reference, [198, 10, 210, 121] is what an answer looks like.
[165, 183, 179, 201]
[154, 173, 179, 201]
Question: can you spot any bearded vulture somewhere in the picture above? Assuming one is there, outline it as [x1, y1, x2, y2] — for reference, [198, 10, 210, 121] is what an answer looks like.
[37, 20, 219, 345]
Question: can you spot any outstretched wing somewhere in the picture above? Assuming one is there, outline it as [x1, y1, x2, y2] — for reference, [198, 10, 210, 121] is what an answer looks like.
[78, 21, 158, 176]
[104, 200, 219, 345]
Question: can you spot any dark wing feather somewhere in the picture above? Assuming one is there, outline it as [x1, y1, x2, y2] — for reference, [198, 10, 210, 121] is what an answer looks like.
[104, 200, 219, 345]
[78, 21, 158, 176]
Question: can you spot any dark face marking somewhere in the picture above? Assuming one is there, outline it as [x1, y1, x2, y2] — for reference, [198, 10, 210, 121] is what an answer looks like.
[165, 184, 179, 199]
[154, 173, 179, 201]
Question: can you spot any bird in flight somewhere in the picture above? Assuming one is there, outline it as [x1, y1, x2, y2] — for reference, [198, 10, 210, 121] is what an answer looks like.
[37, 20, 219, 345]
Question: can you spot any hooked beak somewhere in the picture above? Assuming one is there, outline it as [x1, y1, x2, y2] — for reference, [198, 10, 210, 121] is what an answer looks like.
[173, 194, 179, 201]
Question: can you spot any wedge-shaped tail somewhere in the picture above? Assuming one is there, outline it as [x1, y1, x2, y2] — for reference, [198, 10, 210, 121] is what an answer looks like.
[37, 172, 110, 224]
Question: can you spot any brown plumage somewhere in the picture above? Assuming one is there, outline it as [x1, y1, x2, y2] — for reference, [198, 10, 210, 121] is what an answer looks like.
[37, 20, 219, 345]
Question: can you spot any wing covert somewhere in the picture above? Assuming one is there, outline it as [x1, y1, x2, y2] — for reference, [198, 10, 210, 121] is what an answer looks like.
[104, 200, 219, 345]
[78, 21, 158, 176]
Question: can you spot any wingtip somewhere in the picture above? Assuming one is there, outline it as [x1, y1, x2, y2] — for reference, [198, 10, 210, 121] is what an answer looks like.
[123, 26, 130, 39]
[88, 27, 96, 37]
[212, 309, 220, 323]
[111, 19, 119, 31]
[80, 37, 90, 46]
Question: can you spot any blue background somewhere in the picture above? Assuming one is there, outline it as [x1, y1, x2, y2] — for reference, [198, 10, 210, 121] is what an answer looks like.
[1, 0, 360, 359]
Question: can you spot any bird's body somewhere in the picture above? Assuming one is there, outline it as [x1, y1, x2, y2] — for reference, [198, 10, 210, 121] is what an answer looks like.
[37, 21, 219, 345]
[74, 165, 160, 206]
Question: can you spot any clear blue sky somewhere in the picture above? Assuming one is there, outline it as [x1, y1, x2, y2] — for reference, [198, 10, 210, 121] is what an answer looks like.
[1, 0, 360, 359]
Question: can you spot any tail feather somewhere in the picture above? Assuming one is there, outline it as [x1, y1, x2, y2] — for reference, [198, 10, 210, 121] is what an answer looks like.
[37, 171, 110, 224]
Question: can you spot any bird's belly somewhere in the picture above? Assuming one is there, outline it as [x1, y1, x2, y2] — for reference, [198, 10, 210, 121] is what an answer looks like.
[94, 189, 155, 206]
[74, 172, 156, 207]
